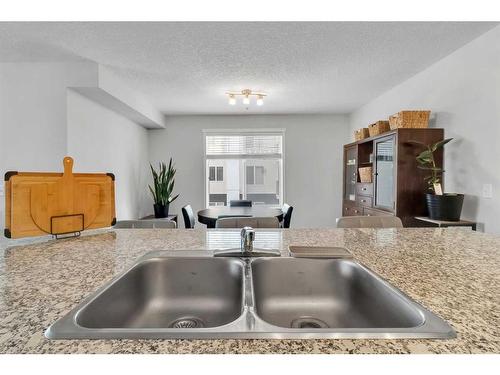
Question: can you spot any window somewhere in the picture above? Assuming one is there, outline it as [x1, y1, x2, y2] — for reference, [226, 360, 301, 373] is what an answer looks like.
[209, 201, 225, 207]
[204, 130, 284, 208]
[246, 166, 264, 185]
[246, 166, 254, 185]
[255, 166, 264, 184]
[209, 166, 224, 181]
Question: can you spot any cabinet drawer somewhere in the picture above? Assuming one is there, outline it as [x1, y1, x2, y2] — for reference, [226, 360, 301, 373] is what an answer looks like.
[363, 207, 394, 217]
[343, 205, 362, 216]
[356, 196, 372, 208]
[356, 183, 373, 196]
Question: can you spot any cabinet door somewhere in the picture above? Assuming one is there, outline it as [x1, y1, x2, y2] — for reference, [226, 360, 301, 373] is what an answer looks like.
[343, 204, 362, 216]
[363, 207, 394, 217]
[343, 145, 357, 202]
[374, 135, 395, 211]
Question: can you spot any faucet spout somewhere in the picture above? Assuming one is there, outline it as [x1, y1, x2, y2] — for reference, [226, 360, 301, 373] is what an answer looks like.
[240, 227, 255, 253]
[213, 226, 280, 257]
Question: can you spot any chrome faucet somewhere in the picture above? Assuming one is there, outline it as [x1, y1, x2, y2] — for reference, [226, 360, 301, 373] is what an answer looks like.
[240, 227, 255, 253]
[213, 226, 280, 257]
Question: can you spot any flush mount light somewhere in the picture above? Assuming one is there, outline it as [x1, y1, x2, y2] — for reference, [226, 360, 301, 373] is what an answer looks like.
[242, 94, 250, 105]
[256, 95, 264, 106]
[225, 89, 267, 106]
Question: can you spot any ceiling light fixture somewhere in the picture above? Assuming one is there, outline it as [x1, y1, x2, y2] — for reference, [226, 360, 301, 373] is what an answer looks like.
[256, 94, 264, 106]
[225, 89, 267, 106]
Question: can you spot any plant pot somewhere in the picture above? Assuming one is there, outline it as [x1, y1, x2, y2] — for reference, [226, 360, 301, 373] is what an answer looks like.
[425, 193, 464, 221]
[153, 203, 169, 218]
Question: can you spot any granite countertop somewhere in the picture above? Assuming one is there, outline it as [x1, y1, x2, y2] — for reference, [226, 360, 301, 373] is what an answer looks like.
[0, 228, 498, 353]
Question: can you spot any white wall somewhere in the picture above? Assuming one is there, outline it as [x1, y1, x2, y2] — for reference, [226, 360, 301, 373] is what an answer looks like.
[0, 62, 96, 171]
[148, 115, 350, 228]
[0, 62, 153, 231]
[67, 90, 150, 220]
[0, 62, 96, 230]
[350, 26, 500, 233]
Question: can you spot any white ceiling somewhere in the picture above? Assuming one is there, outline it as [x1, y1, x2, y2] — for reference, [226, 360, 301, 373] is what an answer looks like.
[0, 22, 497, 115]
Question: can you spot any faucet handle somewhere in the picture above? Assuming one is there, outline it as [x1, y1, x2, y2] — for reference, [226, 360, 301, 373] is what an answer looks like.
[241, 226, 255, 239]
[240, 226, 255, 253]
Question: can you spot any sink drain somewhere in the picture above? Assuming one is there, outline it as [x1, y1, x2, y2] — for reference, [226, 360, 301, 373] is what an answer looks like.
[169, 317, 205, 329]
[291, 317, 329, 329]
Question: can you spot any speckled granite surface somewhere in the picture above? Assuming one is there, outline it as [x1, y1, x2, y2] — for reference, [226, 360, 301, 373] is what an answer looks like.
[0, 228, 498, 353]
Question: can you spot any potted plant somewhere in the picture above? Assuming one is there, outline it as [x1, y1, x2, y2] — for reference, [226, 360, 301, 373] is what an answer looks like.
[410, 138, 464, 221]
[149, 158, 179, 218]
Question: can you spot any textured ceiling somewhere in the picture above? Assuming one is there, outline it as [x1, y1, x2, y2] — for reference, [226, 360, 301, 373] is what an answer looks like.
[0, 22, 497, 114]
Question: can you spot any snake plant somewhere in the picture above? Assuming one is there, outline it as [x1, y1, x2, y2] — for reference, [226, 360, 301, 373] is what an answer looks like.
[149, 158, 179, 206]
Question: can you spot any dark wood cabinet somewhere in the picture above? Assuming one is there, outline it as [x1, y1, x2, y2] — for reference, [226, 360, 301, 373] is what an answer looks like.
[373, 134, 396, 211]
[343, 145, 358, 203]
[343, 203, 362, 216]
[363, 207, 393, 217]
[342, 128, 444, 227]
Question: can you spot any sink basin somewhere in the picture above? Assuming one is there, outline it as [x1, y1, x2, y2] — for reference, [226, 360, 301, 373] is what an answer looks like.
[251, 258, 423, 329]
[46, 252, 455, 339]
[46, 255, 247, 339]
[76, 257, 244, 329]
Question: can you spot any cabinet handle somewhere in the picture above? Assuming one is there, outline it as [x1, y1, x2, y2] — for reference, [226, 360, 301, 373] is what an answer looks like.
[361, 199, 366, 203]
[362, 187, 367, 191]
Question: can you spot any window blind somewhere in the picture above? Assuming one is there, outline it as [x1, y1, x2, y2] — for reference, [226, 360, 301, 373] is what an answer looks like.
[205, 134, 283, 158]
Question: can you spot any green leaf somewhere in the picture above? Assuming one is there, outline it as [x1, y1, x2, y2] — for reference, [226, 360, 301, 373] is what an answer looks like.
[417, 149, 432, 159]
[416, 157, 432, 165]
[148, 185, 157, 204]
[417, 166, 443, 171]
[430, 138, 453, 152]
[168, 194, 179, 203]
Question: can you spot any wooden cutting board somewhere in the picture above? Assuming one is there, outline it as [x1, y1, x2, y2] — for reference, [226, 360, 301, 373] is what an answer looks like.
[4, 157, 115, 239]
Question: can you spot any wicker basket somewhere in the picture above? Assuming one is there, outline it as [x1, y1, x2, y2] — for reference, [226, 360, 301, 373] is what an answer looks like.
[368, 121, 390, 137]
[389, 110, 431, 130]
[354, 128, 369, 141]
[358, 167, 372, 183]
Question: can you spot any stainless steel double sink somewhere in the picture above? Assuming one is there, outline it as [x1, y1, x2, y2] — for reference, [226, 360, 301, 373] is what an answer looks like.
[45, 252, 455, 339]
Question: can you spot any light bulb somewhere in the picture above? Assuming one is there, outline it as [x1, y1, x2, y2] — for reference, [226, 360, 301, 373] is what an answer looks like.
[228, 94, 236, 105]
[243, 95, 250, 105]
[256, 95, 264, 106]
